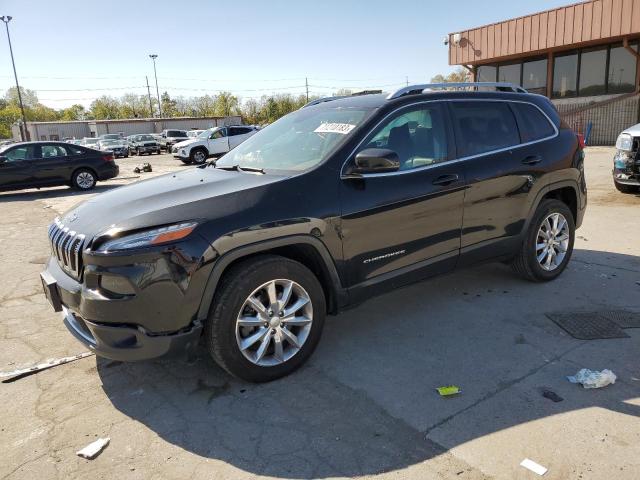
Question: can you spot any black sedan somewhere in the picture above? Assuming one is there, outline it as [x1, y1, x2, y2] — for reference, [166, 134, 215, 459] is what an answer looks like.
[0, 141, 119, 191]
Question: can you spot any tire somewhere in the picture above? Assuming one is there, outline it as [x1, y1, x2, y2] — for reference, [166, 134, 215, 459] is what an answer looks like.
[180, 159, 192, 165]
[511, 199, 575, 282]
[190, 148, 208, 164]
[205, 255, 326, 382]
[72, 168, 97, 191]
[614, 180, 639, 194]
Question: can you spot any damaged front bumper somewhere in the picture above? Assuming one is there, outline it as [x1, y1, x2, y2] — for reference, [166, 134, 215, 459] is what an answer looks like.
[62, 306, 201, 361]
[613, 150, 640, 185]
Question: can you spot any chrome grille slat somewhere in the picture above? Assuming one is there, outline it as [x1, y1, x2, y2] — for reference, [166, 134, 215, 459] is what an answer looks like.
[47, 218, 85, 279]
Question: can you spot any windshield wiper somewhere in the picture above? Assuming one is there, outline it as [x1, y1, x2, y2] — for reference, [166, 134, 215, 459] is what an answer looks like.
[214, 164, 265, 174]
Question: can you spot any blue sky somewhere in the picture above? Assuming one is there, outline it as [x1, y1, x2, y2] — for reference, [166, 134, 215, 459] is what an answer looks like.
[1, 0, 569, 109]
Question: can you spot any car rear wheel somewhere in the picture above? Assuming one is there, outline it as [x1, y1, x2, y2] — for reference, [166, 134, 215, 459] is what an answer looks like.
[614, 180, 639, 194]
[511, 199, 575, 282]
[72, 169, 97, 191]
[205, 255, 326, 382]
[190, 148, 208, 164]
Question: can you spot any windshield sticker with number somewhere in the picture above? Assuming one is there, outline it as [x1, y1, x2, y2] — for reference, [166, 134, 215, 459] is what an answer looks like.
[314, 123, 356, 135]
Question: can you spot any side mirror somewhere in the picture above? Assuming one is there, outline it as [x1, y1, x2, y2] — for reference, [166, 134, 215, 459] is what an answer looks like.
[0, 155, 6, 164]
[347, 148, 400, 175]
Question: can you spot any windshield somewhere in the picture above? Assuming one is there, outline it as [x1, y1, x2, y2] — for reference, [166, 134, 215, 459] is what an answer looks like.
[216, 106, 370, 172]
[168, 130, 187, 137]
[84, 138, 99, 144]
[101, 134, 121, 140]
[138, 135, 154, 141]
[199, 128, 216, 139]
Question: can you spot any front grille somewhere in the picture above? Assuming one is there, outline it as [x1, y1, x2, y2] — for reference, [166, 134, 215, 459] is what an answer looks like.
[48, 218, 86, 279]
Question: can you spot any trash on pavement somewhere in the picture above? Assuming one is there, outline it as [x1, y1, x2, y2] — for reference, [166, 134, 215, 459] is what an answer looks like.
[520, 458, 548, 476]
[436, 385, 461, 396]
[76, 437, 110, 459]
[133, 162, 152, 174]
[567, 368, 616, 389]
[1, 352, 95, 383]
[541, 388, 564, 403]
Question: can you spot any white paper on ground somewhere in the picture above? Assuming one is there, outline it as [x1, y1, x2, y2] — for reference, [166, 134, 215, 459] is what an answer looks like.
[520, 458, 548, 476]
[76, 437, 110, 459]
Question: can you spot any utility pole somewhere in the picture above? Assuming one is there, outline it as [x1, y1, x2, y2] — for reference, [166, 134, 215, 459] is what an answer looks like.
[406, 76, 409, 87]
[305, 77, 309, 103]
[149, 54, 162, 118]
[145, 76, 153, 117]
[1, 16, 28, 141]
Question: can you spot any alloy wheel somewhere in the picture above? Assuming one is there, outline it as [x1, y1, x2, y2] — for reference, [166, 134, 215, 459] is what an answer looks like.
[235, 279, 313, 367]
[536, 212, 570, 271]
[76, 172, 95, 189]
[193, 150, 206, 163]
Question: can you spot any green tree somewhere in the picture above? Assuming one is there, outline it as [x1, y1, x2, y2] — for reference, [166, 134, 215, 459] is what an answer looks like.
[430, 67, 469, 83]
[161, 91, 178, 117]
[60, 104, 86, 121]
[214, 91, 239, 117]
[5, 86, 39, 108]
[90, 96, 121, 119]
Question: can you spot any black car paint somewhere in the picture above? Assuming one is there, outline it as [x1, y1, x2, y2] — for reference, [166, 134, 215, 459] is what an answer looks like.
[0, 142, 119, 191]
[41, 91, 586, 361]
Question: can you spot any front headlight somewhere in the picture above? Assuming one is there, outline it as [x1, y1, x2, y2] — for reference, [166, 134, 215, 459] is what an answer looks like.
[615, 133, 633, 151]
[96, 222, 198, 252]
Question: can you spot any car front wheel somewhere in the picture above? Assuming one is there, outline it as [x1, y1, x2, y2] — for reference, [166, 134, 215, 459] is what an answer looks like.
[205, 255, 326, 382]
[72, 169, 97, 191]
[190, 148, 208, 164]
[511, 199, 575, 282]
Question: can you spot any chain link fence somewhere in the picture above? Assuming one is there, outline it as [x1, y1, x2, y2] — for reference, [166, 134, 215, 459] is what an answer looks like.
[554, 93, 640, 146]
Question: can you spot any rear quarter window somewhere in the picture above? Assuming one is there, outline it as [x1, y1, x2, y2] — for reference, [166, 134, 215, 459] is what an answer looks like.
[511, 102, 556, 142]
[451, 101, 520, 157]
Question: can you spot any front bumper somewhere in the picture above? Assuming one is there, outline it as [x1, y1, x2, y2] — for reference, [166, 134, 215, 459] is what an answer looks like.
[40, 234, 214, 361]
[62, 306, 202, 361]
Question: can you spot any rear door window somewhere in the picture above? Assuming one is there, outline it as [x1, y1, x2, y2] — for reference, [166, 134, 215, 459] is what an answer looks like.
[451, 101, 520, 157]
[510, 102, 556, 143]
[40, 145, 68, 158]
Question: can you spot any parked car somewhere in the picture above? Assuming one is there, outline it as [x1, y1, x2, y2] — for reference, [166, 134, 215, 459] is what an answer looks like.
[97, 139, 129, 158]
[160, 129, 188, 152]
[129, 134, 160, 155]
[0, 141, 119, 191]
[172, 125, 259, 164]
[613, 125, 640, 193]
[187, 129, 205, 138]
[41, 84, 586, 382]
[80, 137, 100, 148]
[99, 134, 123, 141]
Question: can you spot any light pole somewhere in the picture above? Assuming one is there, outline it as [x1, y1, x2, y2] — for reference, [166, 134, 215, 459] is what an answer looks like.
[149, 54, 162, 118]
[1, 16, 28, 141]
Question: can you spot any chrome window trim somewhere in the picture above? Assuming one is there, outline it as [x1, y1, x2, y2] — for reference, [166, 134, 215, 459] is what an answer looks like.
[340, 98, 559, 179]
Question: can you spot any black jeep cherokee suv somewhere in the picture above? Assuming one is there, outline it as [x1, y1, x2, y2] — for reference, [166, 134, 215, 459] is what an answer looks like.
[41, 84, 587, 382]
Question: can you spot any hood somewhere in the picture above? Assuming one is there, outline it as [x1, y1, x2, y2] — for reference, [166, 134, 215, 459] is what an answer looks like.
[622, 123, 640, 136]
[59, 167, 286, 241]
[174, 138, 197, 149]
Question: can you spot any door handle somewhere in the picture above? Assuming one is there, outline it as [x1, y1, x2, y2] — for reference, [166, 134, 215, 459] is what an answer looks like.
[522, 155, 542, 165]
[432, 174, 459, 186]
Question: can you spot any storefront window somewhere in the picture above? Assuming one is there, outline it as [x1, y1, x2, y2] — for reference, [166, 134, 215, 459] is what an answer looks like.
[522, 58, 547, 95]
[477, 65, 497, 82]
[497, 63, 521, 85]
[579, 47, 607, 96]
[608, 43, 637, 94]
[553, 53, 578, 98]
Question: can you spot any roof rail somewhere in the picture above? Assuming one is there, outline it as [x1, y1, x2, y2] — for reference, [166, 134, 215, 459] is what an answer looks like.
[386, 82, 528, 100]
[302, 89, 384, 108]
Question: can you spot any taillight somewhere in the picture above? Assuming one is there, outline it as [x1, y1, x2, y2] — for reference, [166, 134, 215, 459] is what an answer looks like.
[101, 154, 114, 162]
[576, 133, 585, 149]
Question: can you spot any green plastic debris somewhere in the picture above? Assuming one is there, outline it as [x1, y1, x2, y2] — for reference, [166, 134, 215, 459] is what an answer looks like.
[436, 385, 461, 396]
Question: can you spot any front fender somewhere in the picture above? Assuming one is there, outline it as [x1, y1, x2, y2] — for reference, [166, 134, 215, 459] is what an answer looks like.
[196, 235, 347, 321]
